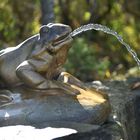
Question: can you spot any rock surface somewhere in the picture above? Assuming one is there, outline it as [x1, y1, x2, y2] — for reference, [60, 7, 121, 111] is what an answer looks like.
[55, 78, 140, 140]
[0, 78, 140, 140]
[55, 122, 123, 140]
[104, 78, 140, 140]
[57, 78, 140, 140]
[0, 85, 110, 126]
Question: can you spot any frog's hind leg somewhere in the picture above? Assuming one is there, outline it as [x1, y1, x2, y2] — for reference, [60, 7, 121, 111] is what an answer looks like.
[16, 61, 79, 95]
[16, 61, 60, 89]
[0, 90, 13, 105]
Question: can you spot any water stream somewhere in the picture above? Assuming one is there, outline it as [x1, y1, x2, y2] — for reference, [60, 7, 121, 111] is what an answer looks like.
[70, 23, 140, 68]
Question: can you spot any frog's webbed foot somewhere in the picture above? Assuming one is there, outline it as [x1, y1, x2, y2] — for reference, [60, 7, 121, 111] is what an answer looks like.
[33, 80, 80, 96]
[57, 72, 86, 90]
[0, 90, 13, 105]
[52, 80, 80, 95]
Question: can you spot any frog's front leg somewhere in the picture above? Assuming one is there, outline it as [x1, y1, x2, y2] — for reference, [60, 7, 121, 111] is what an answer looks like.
[16, 60, 59, 89]
[57, 72, 86, 90]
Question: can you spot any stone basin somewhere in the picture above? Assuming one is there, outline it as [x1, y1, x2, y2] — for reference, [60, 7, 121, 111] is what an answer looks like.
[0, 85, 111, 127]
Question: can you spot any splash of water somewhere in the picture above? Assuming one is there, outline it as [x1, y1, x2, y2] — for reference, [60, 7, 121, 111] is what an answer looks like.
[70, 23, 140, 68]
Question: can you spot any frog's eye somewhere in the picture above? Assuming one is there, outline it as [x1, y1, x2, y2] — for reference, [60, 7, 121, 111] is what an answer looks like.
[45, 27, 49, 32]
[41, 27, 49, 33]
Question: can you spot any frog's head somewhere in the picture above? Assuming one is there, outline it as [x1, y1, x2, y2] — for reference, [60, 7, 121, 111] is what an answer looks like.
[39, 23, 73, 52]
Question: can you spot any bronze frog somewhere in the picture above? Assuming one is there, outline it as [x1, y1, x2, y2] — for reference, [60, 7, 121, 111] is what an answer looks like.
[0, 23, 85, 98]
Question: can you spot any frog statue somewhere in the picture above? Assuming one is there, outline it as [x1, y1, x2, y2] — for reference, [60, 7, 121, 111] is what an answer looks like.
[0, 23, 111, 126]
[0, 23, 85, 99]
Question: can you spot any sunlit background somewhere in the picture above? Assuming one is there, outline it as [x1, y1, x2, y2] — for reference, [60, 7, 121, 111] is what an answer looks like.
[0, 0, 140, 81]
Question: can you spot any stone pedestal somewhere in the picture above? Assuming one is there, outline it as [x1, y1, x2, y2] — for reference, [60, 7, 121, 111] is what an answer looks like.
[0, 85, 110, 126]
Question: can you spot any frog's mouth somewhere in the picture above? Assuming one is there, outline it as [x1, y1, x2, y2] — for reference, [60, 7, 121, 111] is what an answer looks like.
[52, 33, 72, 47]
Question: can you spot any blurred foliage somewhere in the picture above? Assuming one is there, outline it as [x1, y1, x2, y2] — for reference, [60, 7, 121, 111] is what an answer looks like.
[0, 0, 40, 47]
[0, 0, 140, 81]
[65, 38, 110, 81]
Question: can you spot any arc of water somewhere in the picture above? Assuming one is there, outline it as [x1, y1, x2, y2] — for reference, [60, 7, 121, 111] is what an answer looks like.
[70, 23, 140, 69]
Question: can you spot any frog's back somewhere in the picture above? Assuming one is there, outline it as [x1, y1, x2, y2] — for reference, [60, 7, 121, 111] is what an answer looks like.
[0, 34, 38, 86]
[0, 47, 30, 85]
